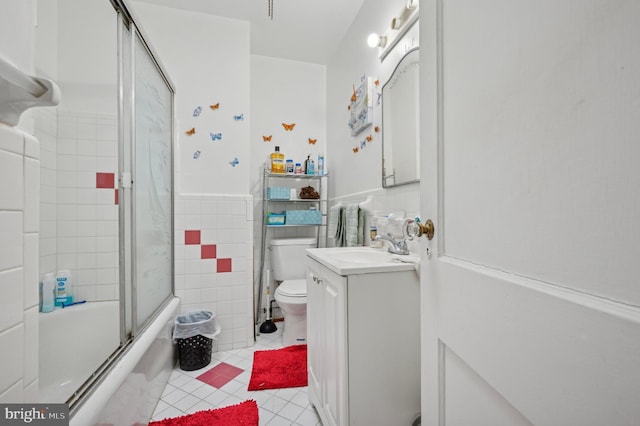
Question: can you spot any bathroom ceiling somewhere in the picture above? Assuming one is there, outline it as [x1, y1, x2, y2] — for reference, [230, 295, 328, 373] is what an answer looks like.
[130, 0, 367, 65]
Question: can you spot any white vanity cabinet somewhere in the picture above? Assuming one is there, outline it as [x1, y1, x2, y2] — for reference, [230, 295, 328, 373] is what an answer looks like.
[306, 254, 420, 426]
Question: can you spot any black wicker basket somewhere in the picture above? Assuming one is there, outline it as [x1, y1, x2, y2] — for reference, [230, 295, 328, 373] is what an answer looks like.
[176, 334, 212, 371]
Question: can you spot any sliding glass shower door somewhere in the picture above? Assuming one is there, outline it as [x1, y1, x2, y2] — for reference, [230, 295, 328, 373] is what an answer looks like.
[117, 5, 174, 338]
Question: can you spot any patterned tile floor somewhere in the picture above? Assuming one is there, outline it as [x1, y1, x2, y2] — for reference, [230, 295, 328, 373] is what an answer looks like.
[151, 325, 322, 425]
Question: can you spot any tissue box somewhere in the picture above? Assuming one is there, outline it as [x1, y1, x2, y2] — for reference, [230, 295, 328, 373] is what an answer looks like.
[285, 209, 322, 225]
[267, 187, 290, 200]
[267, 212, 286, 225]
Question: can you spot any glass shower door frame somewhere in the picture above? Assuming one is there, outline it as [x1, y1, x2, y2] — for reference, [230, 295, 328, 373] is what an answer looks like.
[115, 1, 175, 342]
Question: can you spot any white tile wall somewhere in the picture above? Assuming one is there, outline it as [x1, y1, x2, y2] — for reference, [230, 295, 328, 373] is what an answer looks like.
[36, 109, 119, 303]
[175, 194, 254, 352]
[0, 124, 40, 402]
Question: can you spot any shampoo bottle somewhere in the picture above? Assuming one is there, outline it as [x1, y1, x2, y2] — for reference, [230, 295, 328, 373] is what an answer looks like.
[41, 273, 55, 313]
[317, 154, 325, 176]
[55, 270, 73, 307]
[271, 146, 285, 173]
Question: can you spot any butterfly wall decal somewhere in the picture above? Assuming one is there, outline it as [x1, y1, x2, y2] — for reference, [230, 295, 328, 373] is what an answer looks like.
[193, 106, 202, 117]
[374, 79, 380, 86]
[366, 135, 373, 142]
[374, 126, 380, 133]
[352, 147, 359, 153]
[233, 114, 244, 121]
[210, 103, 220, 110]
[193, 150, 201, 159]
[229, 157, 239, 167]
[282, 123, 296, 131]
[210, 132, 223, 141]
[185, 128, 195, 136]
[263, 135, 272, 142]
[360, 140, 367, 149]
[350, 85, 357, 102]
[308, 138, 317, 145]
[376, 92, 382, 106]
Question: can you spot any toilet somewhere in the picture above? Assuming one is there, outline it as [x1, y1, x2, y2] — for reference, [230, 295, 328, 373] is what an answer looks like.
[270, 237, 316, 346]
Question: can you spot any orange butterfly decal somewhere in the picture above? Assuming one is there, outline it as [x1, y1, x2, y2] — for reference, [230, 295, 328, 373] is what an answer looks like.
[350, 85, 357, 102]
[374, 126, 380, 133]
[210, 103, 220, 110]
[185, 127, 195, 135]
[263, 135, 272, 142]
[366, 135, 373, 142]
[282, 123, 296, 131]
[374, 79, 380, 86]
[353, 147, 359, 153]
[308, 138, 317, 145]
[347, 105, 351, 111]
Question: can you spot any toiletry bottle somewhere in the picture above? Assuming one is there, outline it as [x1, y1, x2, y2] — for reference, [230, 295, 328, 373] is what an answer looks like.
[41, 273, 55, 313]
[317, 154, 325, 176]
[285, 159, 294, 174]
[271, 146, 285, 173]
[305, 155, 315, 175]
[55, 270, 73, 307]
[295, 163, 302, 174]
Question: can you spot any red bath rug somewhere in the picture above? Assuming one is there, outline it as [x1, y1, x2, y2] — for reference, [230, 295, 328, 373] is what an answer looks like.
[247, 344, 308, 391]
[148, 399, 258, 426]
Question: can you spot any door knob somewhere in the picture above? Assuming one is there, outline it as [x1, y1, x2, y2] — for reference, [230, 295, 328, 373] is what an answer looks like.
[405, 218, 435, 240]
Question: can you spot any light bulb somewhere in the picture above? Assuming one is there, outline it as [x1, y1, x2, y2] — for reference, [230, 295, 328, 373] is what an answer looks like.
[367, 33, 387, 48]
[367, 33, 380, 48]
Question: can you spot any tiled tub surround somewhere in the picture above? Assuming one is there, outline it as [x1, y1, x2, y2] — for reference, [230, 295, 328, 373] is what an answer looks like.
[36, 108, 119, 304]
[175, 194, 254, 352]
[0, 124, 40, 402]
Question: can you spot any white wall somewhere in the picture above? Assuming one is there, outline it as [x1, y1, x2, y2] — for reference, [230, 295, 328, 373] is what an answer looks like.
[132, 2, 250, 196]
[326, 0, 421, 220]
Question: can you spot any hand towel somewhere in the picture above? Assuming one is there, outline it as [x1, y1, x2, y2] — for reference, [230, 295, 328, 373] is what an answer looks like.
[345, 204, 360, 247]
[328, 204, 342, 241]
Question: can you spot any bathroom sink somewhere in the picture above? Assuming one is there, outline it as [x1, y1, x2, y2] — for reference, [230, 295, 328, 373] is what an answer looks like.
[306, 247, 418, 275]
[327, 248, 395, 264]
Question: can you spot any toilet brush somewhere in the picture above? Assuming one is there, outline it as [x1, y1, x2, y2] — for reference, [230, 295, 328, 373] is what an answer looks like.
[259, 279, 277, 334]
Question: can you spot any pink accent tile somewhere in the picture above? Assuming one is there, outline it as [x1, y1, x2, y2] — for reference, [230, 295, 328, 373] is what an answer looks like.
[201, 244, 217, 259]
[96, 172, 115, 189]
[196, 362, 244, 389]
[185, 230, 201, 245]
[217, 258, 232, 273]
[114, 189, 118, 205]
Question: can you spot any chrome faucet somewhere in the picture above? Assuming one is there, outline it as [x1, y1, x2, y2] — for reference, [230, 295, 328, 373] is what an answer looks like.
[374, 233, 410, 255]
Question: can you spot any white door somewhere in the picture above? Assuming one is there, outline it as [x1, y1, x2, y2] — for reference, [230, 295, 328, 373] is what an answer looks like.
[419, 1, 640, 425]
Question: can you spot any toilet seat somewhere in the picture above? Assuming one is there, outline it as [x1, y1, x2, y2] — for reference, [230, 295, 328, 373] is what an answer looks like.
[276, 279, 307, 298]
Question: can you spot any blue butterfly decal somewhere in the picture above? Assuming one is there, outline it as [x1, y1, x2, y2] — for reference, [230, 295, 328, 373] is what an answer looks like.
[233, 114, 244, 121]
[360, 140, 366, 149]
[193, 106, 202, 117]
[229, 157, 239, 167]
[376, 92, 382, 106]
[193, 150, 201, 159]
[210, 132, 223, 141]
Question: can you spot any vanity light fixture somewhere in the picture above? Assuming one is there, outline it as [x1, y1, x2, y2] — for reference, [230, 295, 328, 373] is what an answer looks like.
[369, 0, 419, 61]
[367, 33, 387, 48]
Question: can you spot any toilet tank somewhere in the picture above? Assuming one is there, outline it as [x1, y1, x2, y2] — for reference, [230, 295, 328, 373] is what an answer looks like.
[269, 237, 317, 281]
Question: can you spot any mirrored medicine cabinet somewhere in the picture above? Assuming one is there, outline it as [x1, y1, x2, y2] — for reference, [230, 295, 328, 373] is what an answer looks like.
[381, 47, 420, 188]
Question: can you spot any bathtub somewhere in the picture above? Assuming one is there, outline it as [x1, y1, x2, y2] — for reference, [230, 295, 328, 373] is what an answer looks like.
[39, 297, 180, 425]
[39, 300, 120, 403]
